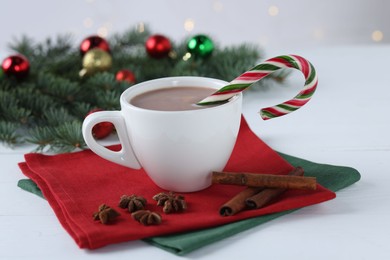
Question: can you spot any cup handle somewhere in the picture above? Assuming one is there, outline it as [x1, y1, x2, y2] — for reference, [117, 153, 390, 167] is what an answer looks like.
[82, 110, 141, 169]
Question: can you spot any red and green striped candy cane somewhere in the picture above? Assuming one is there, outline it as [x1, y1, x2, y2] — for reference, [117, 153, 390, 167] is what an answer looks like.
[197, 54, 318, 120]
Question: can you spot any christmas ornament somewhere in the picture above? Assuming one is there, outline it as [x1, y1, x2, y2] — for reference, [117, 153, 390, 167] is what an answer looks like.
[145, 34, 172, 58]
[80, 35, 110, 56]
[187, 35, 214, 58]
[0, 24, 271, 152]
[1, 54, 30, 78]
[79, 48, 112, 77]
[116, 69, 136, 84]
[198, 55, 318, 120]
[86, 109, 114, 139]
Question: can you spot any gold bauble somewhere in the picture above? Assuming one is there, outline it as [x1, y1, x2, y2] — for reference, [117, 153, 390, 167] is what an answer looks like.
[79, 48, 112, 77]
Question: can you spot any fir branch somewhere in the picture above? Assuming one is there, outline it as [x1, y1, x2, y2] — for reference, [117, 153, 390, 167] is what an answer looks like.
[0, 90, 31, 124]
[110, 25, 151, 53]
[43, 107, 77, 127]
[70, 102, 94, 121]
[0, 24, 289, 153]
[96, 90, 121, 110]
[8, 35, 37, 58]
[36, 72, 81, 103]
[26, 126, 55, 152]
[50, 121, 86, 153]
[208, 44, 261, 80]
[36, 34, 74, 58]
[15, 84, 58, 118]
[0, 76, 15, 91]
[0, 121, 22, 146]
[84, 72, 131, 92]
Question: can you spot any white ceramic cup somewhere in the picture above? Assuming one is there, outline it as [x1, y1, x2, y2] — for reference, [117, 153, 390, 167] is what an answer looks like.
[82, 76, 242, 192]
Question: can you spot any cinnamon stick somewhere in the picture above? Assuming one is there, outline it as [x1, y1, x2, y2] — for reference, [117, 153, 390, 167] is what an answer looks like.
[212, 169, 316, 190]
[245, 167, 305, 209]
[218, 167, 307, 216]
[219, 187, 263, 216]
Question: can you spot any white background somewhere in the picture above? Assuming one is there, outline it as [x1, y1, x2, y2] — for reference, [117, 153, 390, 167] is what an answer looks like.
[1, 1, 390, 259]
[1, 0, 389, 57]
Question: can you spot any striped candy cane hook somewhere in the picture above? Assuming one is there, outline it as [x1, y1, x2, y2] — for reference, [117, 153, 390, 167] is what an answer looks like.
[197, 55, 318, 120]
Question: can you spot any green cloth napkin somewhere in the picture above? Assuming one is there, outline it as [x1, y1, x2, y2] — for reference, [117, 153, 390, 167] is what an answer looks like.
[18, 152, 361, 255]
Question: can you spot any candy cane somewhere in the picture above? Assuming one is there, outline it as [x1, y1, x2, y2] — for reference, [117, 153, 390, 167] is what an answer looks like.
[197, 55, 318, 120]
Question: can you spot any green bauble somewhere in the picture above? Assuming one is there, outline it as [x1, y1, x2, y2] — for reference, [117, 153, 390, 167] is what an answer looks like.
[187, 35, 214, 58]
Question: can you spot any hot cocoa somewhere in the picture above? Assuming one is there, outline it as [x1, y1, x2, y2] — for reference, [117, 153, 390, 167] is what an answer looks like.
[129, 86, 217, 111]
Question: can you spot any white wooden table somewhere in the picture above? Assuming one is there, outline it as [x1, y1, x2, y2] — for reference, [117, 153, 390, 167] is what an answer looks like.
[1, 45, 389, 259]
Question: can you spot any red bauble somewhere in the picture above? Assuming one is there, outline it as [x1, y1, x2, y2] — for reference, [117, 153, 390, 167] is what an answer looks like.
[1, 54, 30, 78]
[115, 69, 136, 84]
[86, 109, 114, 139]
[145, 34, 172, 58]
[80, 35, 111, 56]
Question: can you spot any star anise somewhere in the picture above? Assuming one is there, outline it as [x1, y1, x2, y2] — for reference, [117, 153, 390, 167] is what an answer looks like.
[119, 194, 147, 213]
[132, 210, 162, 226]
[153, 191, 187, 214]
[92, 204, 120, 224]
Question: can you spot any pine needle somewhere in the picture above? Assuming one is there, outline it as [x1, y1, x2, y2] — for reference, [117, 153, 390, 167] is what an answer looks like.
[51, 121, 86, 153]
[0, 121, 22, 146]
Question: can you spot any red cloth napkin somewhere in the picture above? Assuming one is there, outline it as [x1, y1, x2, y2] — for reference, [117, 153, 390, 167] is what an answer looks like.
[19, 117, 335, 249]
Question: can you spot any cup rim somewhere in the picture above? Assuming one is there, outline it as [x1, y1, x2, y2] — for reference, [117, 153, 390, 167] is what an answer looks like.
[120, 76, 242, 113]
